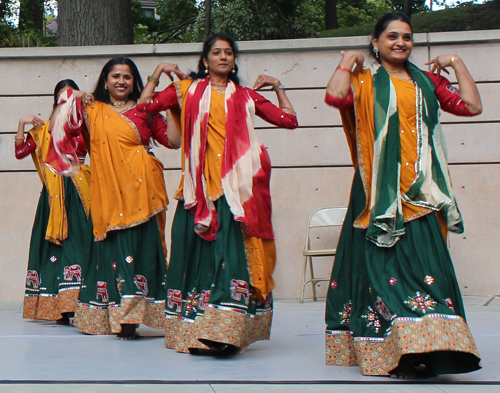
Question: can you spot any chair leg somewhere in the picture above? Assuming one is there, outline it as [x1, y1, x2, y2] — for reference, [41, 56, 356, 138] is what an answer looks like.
[300, 255, 308, 303]
[308, 257, 317, 301]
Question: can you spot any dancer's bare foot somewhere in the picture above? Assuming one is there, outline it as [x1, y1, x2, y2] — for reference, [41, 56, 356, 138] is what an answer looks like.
[116, 324, 138, 340]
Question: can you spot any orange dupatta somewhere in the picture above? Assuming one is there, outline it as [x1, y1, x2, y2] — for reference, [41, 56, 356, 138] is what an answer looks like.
[30, 121, 90, 245]
[85, 103, 168, 242]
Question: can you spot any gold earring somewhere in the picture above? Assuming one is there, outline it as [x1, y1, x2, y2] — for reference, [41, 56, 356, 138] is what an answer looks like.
[204, 62, 209, 73]
[232, 65, 236, 74]
[105, 84, 108, 90]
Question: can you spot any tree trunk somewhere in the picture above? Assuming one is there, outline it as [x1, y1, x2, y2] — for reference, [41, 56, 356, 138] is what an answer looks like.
[403, 0, 412, 19]
[325, 0, 339, 30]
[204, 0, 211, 41]
[58, 0, 134, 46]
[19, 0, 44, 31]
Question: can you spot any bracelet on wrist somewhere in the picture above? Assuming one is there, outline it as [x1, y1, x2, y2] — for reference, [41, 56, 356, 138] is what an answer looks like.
[147, 75, 160, 86]
[15, 136, 24, 141]
[336, 65, 352, 73]
[271, 81, 284, 91]
[450, 56, 456, 68]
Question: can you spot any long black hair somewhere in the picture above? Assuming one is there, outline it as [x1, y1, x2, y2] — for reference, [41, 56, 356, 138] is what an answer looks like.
[190, 33, 240, 85]
[53, 79, 79, 110]
[369, 13, 413, 63]
[92, 57, 144, 103]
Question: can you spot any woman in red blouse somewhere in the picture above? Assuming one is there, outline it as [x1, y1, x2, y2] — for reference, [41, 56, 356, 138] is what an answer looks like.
[15, 79, 92, 325]
[52, 58, 174, 339]
[323, 13, 482, 378]
[138, 33, 298, 355]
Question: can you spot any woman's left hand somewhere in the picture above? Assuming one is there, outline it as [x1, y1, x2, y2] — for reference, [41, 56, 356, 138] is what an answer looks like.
[253, 74, 280, 90]
[425, 55, 456, 75]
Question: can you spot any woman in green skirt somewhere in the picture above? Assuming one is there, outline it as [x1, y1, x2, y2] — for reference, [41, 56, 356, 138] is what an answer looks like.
[138, 33, 298, 354]
[50, 58, 174, 339]
[324, 13, 482, 377]
[15, 79, 92, 324]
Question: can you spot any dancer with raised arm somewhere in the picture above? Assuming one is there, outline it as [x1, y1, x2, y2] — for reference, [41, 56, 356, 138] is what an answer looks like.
[139, 33, 298, 354]
[324, 13, 482, 377]
[15, 79, 91, 325]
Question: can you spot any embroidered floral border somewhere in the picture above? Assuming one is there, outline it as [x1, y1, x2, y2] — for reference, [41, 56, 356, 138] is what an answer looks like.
[325, 314, 480, 375]
[165, 306, 272, 353]
[74, 298, 165, 334]
[23, 289, 79, 320]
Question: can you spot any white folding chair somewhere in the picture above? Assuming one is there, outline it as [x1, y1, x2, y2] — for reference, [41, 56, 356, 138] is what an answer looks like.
[300, 207, 347, 303]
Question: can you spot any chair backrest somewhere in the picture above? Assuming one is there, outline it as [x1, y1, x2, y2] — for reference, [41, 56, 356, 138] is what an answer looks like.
[308, 207, 347, 228]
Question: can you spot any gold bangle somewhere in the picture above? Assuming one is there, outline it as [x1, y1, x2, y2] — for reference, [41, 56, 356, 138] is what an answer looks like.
[147, 75, 160, 86]
[451, 56, 456, 67]
[15, 136, 24, 141]
[271, 81, 282, 91]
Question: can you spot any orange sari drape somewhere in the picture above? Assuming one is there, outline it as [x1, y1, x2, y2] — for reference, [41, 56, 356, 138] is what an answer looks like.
[30, 121, 90, 245]
[85, 103, 168, 242]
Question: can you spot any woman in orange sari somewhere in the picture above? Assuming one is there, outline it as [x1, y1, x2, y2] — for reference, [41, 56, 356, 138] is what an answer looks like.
[15, 79, 91, 325]
[51, 58, 174, 339]
[324, 13, 482, 378]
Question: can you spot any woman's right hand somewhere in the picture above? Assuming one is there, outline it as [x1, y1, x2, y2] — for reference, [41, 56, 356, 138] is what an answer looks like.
[69, 90, 94, 108]
[341, 50, 365, 75]
[19, 115, 44, 128]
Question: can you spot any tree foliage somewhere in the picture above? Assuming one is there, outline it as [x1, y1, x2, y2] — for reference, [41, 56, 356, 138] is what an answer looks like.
[0, 0, 57, 47]
[337, 0, 393, 27]
[135, 0, 423, 43]
[0, 0, 15, 22]
[392, 0, 427, 14]
[19, 0, 43, 30]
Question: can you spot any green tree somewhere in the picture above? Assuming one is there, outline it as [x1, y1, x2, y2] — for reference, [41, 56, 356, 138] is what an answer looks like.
[337, 0, 393, 28]
[133, 0, 199, 43]
[19, 0, 43, 31]
[184, 0, 315, 41]
[156, 0, 198, 41]
[0, 0, 15, 22]
[391, 0, 427, 15]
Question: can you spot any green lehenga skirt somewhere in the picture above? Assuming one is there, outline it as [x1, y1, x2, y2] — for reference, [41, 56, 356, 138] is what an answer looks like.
[73, 215, 167, 334]
[23, 179, 92, 321]
[325, 169, 481, 376]
[164, 198, 273, 354]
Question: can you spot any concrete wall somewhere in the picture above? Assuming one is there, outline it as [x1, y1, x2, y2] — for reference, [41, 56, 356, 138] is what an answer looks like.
[1, 30, 499, 301]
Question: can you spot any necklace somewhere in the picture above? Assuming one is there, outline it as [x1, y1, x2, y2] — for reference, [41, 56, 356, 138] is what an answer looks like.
[387, 69, 406, 75]
[210, 81, 226, 95]
[111, 99, 129, 108]
[211, 86, 225, 94]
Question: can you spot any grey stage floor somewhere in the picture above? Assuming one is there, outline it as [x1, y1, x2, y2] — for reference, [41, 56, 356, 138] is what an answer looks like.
[0, 297, 499, 389]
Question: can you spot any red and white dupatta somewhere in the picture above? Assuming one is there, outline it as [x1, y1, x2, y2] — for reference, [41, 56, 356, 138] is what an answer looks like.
[45, 89, 84, 176]
[181, 78, 274, 241]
